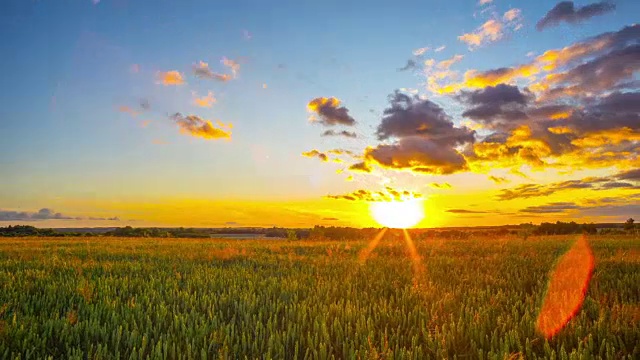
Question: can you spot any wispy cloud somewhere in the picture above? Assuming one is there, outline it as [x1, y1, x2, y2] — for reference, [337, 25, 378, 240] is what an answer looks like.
[322, 130, 357, 138]
[458, 9, 522, 50]
[192, 91, 217, 108]
[0, 208, 119, 221]
[192, 61, 232, 82]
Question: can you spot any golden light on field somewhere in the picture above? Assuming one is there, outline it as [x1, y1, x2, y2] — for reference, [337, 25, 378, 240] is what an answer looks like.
[369, 199, 424, 229]
[536, 235, 595, 338]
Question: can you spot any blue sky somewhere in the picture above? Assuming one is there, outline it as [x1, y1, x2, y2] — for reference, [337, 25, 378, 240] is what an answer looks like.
[1, 0, 638, 227]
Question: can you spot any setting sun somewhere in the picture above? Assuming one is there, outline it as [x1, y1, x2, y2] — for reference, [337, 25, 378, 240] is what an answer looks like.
[370, 199, 425, 229]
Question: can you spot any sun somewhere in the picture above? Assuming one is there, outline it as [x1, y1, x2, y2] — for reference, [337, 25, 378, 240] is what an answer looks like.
[369, 199, 425, 228]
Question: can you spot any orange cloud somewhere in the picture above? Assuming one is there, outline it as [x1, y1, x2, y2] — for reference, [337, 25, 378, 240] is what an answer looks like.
[301, 150, 328, 162]
[193, 91, 217, 108]
[170, 113, 231, 140]
[157, 70, 185, 86]
[118, 105, 138, 117]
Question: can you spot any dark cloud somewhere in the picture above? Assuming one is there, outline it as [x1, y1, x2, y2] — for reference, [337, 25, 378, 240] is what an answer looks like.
[307, 97, 356, 126]
[498, 176, 635, 200]
[537, 1, 615, 31]
[322, 217, 339, 221]
[365, 136, 469, 175]
[616, 168, 640, 181]
[376, 91, 475, 144]
[326, 187, 422, 202]
[0, 208, 119, 221]
[398, 59, 418, 72]
[489, 176, 508, 184]
[446, 209, 488, 214]
[348, 162, 372, 173]
[322, 130, 357, 138]
[301, 150, 328, 162]
[365, 91, 475, 175]
[599, 181, 636, 189]
[458, 84, 533, 127]
[170, 113, 231, 140]
[547, 45, 640, 95]
[139, 98, 150, 110]
[519, 202, 582, 213]
[430, 182, 452, 189]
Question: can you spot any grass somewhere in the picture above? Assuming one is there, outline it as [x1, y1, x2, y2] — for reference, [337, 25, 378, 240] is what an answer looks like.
[0, 234, 638, 359]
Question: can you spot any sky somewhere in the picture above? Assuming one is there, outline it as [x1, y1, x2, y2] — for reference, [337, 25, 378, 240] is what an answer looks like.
[0, 0, 639, 228]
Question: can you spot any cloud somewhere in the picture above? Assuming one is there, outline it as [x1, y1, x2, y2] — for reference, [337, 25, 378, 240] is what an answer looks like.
[193, 91, 216, 108]
[440, 24, 639, 93]
[118, 105, 138, 117]
[458, 10, 522, 50]
[328, 149, 358, 156]
[348, 162, 372, 173]
[193, 61, 232, 82]
[307, 97, 356, 126]
[398, 59, 418, 71]
[322, 217, 339, 221]
[139, 98, 150, 110]
[363, 91, 476, 175]
[376, 91, 475, 143]
[616, 168, 640, 181]
[538, 45, 640, 97]
[365, 137, 470, 175]
[458, 84, 533, 128]
[326, 187, 422, 202]
[430, 182, 452, 189]
[0, 208, 119, 221]
[446, 209, 488, 213]
[459, 20, 504, 49]
[170, 113, 231, 140]
[537, 1, 615, 31]
[479, 0, 493, 5]
[301, 150, 328, 162]
[322, 130, 357, 138]
[157, 70, 185, 85]
[497, 174, 638, 200]
[413, 47, 429, 56]
[519, 202, 582, 213]
[435, 45, 446, 52]
[222, 57, 240, 78]
[489, 175, 508, 183]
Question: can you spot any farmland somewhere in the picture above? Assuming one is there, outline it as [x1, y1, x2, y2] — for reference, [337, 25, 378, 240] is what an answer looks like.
[0, 234, 638, 359]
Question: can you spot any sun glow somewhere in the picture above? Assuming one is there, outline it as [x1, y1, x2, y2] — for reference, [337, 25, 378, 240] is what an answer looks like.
[369, 199, 424, 228]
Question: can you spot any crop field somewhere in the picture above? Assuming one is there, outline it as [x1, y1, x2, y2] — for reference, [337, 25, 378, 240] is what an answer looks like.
[0, 235, 638, 359]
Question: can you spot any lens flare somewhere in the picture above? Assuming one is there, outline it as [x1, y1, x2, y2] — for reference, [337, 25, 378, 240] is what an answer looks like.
[370, 199, 424, 229]
[536, 235, 595, 338]
[402, 229, 426, 289]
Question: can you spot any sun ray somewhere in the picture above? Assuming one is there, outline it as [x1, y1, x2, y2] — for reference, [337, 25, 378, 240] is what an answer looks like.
[402, 229, 426, 289]
[358, 228, 388, 264]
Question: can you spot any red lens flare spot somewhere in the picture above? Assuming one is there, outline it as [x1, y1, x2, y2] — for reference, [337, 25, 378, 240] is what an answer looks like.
[536, 235, 595, 338]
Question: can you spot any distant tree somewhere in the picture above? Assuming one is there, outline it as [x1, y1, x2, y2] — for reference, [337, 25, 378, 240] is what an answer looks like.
[625, 218, 635, 231]
[286, 229, 298, 241]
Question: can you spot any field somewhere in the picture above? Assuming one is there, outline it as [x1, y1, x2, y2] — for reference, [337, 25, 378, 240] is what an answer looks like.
[0, 234, 638, 359]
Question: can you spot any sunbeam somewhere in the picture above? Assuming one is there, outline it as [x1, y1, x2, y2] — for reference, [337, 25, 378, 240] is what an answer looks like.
[403, 229, 426, 289]
[358, 227, 388, 264]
